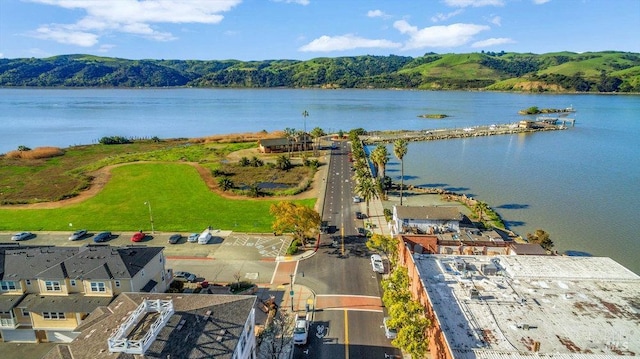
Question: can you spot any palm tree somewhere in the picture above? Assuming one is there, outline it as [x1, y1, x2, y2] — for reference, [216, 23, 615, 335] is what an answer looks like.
[310, 127, 325, 156]
[370, 145, 389, 179]
[473, 201, 489, 226]
[355, 176, 379, 218]
[302, 110, 309, 152]
[393, 139, 408, 205]
[218, 177, 234, 191]
[284, 127, 296, 158]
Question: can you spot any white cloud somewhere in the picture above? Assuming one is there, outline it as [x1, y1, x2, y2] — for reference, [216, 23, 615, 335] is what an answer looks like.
[97, 44, 115, 53]
[0, 53, 4, 58]
[394, 20, 490, 49]
[367, 10, 388, 18]
[431, 9, 464, 22]
[299, 34, 401, 52]
[26, 0, 241, 46]
[32, 25, 99, 47]
[532, 0, 551, 4]
[445, 0, 504, 7]
[272, 0, 310, 5]
[471, 37, 515, 48]
[489, 16, 501, 26]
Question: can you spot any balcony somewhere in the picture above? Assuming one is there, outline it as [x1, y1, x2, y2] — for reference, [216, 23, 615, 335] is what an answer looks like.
[0, 317, 18, 328]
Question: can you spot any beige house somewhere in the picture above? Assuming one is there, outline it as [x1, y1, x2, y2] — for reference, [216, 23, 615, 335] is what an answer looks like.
[391, 205, 463, 235]
[0, 244, 168, 343]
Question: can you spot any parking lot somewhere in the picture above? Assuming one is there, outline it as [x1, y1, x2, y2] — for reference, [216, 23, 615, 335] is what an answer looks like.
[0, 230, 293, 285]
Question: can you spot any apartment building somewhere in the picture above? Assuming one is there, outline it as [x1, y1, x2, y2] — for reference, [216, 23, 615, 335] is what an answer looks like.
[43, 293, 257, 359]
[0, 244, 168, 343]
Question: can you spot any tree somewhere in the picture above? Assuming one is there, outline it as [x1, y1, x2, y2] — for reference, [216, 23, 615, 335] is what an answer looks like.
[370, 144, 389, 179]
[310, 126, 325, 155]
[473, 201, 490, 226]
[270, 201, 321, 246]
[527, 229, 554, 251]
[393, 139, 408, 205]
[354, 176, 379, 218]
[366, 233, 398, 262]
[301, 110, 309, 152]
[284, 127, 296, 158]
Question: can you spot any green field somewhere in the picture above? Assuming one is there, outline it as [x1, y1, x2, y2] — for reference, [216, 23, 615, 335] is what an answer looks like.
[0, 162, 315, 233]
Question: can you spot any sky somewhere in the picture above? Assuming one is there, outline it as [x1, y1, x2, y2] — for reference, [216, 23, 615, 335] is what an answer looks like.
[0, 0, 638, 61]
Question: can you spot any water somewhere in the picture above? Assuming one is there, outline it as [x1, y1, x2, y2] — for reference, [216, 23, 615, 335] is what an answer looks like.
[1, 88, 639, 273]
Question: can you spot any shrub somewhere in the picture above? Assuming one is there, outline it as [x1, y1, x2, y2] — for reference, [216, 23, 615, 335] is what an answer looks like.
[5, 147, 65, 159]
[99, 136, 132, 145]
[286, 239, 301, 255]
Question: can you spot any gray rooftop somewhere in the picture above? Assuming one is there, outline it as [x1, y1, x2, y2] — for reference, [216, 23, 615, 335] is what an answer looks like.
[413, 254, 640, 358]
[43, 293, 257, 359]
[1, 244, 163, 280]
[19, 293, 113, 313]
[395, 205, 462, 221]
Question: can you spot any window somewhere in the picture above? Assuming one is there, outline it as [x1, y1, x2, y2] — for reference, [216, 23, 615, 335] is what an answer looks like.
[21, 308, 30, 316]
[90, 282, 106, 292]
[70, 280, 76, 286]
[25, 279, 31, 286]
[45, 281, 61, 291]
[115, 281, 120, 288]
[0, 281, 17, 291]
[43, 312, 65, 320]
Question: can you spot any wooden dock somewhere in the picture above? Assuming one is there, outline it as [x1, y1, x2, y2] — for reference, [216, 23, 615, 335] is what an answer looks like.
[361, 119, 573, 144]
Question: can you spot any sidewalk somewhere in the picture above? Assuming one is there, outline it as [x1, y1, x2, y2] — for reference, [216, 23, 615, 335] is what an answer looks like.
[363, 195, 390, 237]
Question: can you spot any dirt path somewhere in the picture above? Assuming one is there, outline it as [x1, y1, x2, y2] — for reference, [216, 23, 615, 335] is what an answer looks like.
[2, 158, 322, 209]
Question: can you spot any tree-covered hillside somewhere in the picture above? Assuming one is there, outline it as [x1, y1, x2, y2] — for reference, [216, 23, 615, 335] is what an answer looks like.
[1, 51, 638, 92]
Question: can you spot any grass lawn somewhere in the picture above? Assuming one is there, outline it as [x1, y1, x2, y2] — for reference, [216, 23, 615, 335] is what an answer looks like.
[0, 162, 315, 233]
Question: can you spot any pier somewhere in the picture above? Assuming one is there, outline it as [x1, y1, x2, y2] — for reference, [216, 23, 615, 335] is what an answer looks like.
[361, 119, 573, 144]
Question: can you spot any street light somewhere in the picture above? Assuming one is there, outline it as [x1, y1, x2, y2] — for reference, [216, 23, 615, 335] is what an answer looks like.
[289, 273, 295, 311]
[144, 201, 154, 234]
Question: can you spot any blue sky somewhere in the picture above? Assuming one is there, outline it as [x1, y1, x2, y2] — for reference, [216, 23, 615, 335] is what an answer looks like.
[0, 0, 638, 61]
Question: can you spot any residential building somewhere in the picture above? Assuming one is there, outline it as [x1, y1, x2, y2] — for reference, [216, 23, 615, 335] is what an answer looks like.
[43, 293, 257, 359]
[0, 244, 169, 343]
[258, 134, 313, 153]
[391, 205, 463, 235]
[400, 251, 640, 359]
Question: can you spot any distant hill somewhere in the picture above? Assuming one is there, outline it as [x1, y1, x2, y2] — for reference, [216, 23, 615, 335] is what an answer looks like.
[1, 51, 638, 92]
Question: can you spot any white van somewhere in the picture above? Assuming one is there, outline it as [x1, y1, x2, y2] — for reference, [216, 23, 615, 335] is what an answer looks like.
[198, 229, 212, 244]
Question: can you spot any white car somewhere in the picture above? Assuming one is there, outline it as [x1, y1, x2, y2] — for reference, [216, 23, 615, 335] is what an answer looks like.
[198, 230, 212, 244]
[371, 254, 384, 273]
[187, 233, 199, 243]
[68, 229, 87, 241]
[11, 232, 33, 241]
[293, 314, 310, 345]
[383, 317, 397, 339]
[353, 196, 362, 203]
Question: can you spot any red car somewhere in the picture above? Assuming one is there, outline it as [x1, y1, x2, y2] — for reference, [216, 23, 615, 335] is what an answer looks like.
[131, 231, 146, 242]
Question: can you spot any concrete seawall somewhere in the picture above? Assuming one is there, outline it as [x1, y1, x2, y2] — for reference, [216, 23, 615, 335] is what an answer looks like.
[361, 121, 570, 144]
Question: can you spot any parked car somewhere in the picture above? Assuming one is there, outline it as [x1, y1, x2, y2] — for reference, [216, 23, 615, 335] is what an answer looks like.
[68, 229, 87, 241]
[198, 230, 212, 244]
[131, 231, 146, 242]
[11, 232, 33, 241]
[93, 231, 112, 243]
[168, 234, 182, 244]
[293, 314, 310, 345]
[355, 211, 364, 219]
[187, 233, 199, 243]
[353, 196, 362, 203]
[356, 227, 366, 237]
[174, 271, 197, 283]
[371, 254, 384, 273]
[383, 317, 397, 339]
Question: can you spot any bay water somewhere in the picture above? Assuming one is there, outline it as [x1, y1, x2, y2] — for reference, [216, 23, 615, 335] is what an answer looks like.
[1, 88, 638, 273]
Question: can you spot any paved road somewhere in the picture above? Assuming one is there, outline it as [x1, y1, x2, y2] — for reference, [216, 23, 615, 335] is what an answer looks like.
[294, 140, 401, 359]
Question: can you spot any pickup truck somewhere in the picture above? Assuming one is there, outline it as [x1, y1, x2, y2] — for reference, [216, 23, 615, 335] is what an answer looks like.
[293, 313, 310, 345]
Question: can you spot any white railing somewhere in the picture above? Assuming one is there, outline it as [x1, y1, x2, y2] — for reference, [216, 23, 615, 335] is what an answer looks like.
[108, 299, 174, 354]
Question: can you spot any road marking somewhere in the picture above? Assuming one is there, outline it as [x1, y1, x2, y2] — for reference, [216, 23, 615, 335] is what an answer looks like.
[344, 309, 349, 359]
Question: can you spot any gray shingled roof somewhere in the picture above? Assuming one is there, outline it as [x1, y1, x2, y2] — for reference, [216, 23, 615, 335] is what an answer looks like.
[19, 293, 114, 313]
[395, 206, 462, 221]
[43, 293, 257, 359]
[1, 244, 163, 281]
[0, 293, 26, 312]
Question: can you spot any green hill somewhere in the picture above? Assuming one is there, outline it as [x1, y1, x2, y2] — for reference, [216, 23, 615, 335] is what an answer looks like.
[1, 51, 638, 92]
